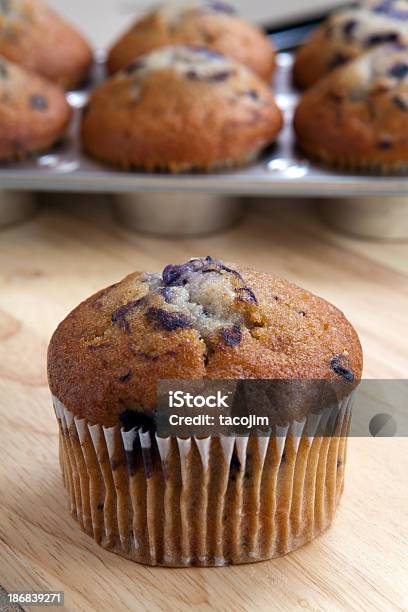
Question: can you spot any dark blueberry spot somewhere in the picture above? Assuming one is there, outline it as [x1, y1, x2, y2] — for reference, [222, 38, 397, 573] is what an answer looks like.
[186, 69, 232, 83]
[389, 62, 408, 79]
[220, 324, 242, 347]
[330, 355, 354, 382]
[378, 138, 393, 149]
[118, 370, 133, 382]
[159, 286, 174, 303]
[365, 32, 400, 47]
[186, 70, 199, 81]
[162, 262, 192, 286]
[146, 307, 192, 332]
[161, 258, 245, 292]
[120, 409, 156, 432]
[235, 286, 258, 304]
[328, 52, 349, 71]
[245, 89, 259, 100]
[206, 1, 236, 15]
[343, 19, 358, 40]
[30, 94, 48, 111]
[124, 59, 144, 74]
[393, 94, 408, 111]
[207, 70, 232, 83]
[299, 310, 306, 317]
[97, 503, 104, 511]
[112, 298, 145, 332]
[162, 257, 215, 286]
[337, 459, 342, 469]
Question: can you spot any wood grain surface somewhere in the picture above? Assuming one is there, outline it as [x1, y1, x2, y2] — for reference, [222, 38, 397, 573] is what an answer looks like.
[0, 195, 407, 612]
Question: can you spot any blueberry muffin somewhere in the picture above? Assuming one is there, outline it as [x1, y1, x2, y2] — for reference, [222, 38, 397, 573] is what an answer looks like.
[0, 0, 92, 88]
[107, 0, 275, 82]
[294, 44, 408, 173]
[48, 256, 363, 567]
[0, 57, 71, 161]
[82, 46, 283, 172]
[294, 0, 408, 89]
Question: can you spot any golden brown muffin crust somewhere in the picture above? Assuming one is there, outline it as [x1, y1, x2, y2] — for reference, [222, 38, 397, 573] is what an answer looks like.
[0, 0, 92, 88]
[48, 258, 363, 427]
[0, 57, 71, 160]
[108, 2, 275, 82]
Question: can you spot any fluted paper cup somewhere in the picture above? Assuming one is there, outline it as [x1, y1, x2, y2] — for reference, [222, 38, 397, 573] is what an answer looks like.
[53, 394, 353, 567]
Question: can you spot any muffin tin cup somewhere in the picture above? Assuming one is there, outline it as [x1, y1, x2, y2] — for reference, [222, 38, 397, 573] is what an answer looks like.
[53, 393, 353, 567]
[0, 191, 37, 229]
[319, 196, 408, 241]
[113, 193, 244, 237]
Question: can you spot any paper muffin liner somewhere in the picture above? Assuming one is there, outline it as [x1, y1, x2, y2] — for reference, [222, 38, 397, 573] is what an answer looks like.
[53, 393, 353, 567]
[299, 145, 408, 176]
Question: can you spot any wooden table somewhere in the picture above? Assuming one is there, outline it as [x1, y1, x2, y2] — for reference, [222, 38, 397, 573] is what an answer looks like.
[0, 195, 407, 612]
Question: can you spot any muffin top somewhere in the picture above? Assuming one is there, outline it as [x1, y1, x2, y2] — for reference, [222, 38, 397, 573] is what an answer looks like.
[294, 0, 408, 88]
[0, 0, 92, 88]
[107, 0, 275, 81]
[81, 46, 282, 171]
[0, 56, 71, 160]
[48, 257, 363, 427]
[294, 44, 408, 169]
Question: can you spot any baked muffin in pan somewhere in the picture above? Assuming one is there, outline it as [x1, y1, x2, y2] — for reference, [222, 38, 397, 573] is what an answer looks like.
[0, 0, 92, 88]
[0, 57, 71, 161]
[294, 0, 408, 89]
[48, 256, 362, 566]
[82, 46, 283, 172]
[108, 0, 275, 82]
[294, 44, 408, 173]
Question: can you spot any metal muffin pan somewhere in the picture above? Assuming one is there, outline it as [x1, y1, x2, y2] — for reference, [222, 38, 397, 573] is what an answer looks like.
[0, 47, 407, 198]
